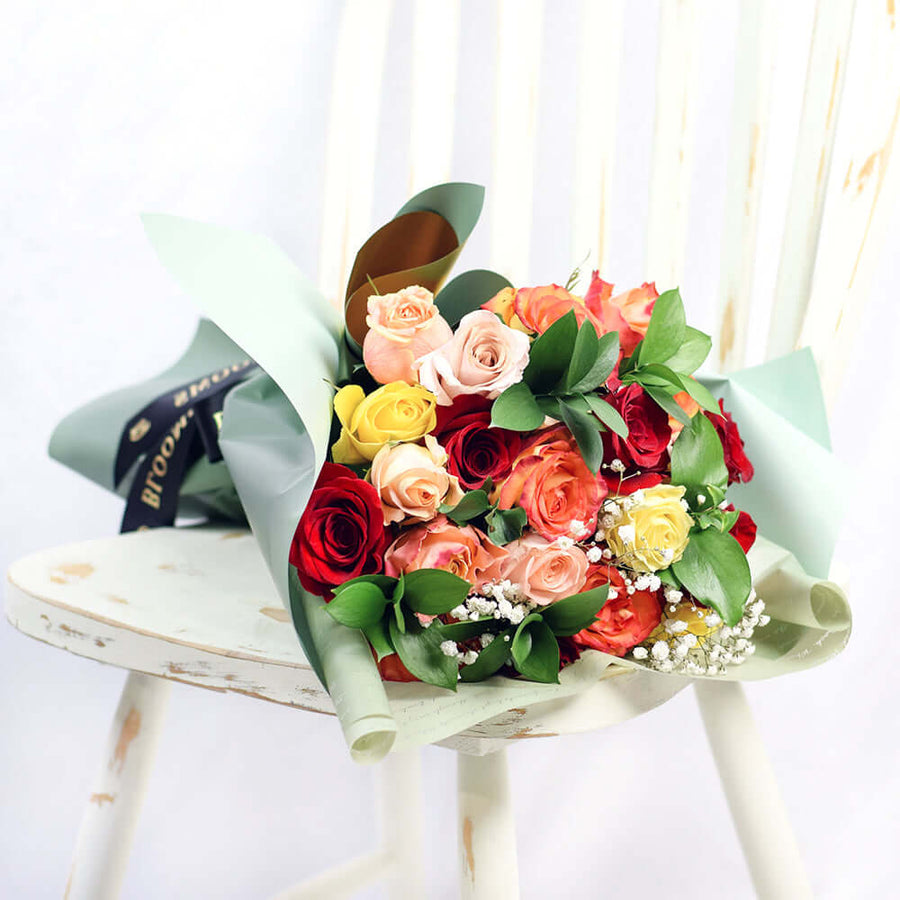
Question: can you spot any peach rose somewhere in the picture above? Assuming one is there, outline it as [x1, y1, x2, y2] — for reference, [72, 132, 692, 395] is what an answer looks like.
[512, 284, 599, 335]
[363, 285, 453, 384]
[496, 426, 607, 541]
[503, 533, 589, 605]
[369, 435, 464, 525]
[384, 514, 507, 588]
[584, 275, 659, 357]
[416, 309, 530, 406]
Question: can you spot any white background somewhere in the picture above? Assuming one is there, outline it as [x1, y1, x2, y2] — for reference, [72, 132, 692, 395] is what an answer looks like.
[2, 1, 899, 898]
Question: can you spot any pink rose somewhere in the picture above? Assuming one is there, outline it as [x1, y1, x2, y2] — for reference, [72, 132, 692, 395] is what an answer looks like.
[369, 435, 464, 525]
[502, 533, 589, 605]
[584, 275, 659, 357]
[384, 514, 507, 587]
[496, 426, 607, 541]
[363, 285, 453, 384]
[416, 310, 530, 406]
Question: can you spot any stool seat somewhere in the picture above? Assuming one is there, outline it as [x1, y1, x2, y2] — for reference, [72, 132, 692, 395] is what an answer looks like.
[5, 524, 691, 753]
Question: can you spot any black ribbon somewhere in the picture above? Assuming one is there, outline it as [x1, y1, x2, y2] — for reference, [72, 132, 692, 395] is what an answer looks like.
[114, 360, 257, 533]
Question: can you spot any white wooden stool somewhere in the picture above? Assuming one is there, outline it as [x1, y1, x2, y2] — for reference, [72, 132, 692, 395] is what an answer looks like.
[6, 525, 803, 899]
[6, 0, 900, 896]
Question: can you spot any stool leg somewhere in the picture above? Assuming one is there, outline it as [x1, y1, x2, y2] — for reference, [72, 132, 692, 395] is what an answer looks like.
[379, 749, 426, 899]
[457, 749, 520, 900]
[694, 679, 813, 899]
[65, 671, 171, 900]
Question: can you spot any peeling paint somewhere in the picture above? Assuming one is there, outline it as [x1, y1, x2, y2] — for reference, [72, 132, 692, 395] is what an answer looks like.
[90, 792, 116, 807]
[462, 816, 475, 880]
[719, 298, 736, 366]
[260, 607, 291, 623]
[111, 708, 141, 773]
[51, 563, 95, 583]
[107, 594, 128, 605]
[220, 531, 248, 541]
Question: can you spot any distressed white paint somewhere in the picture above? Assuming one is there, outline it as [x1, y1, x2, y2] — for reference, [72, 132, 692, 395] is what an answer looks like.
[715, 0, 776, 372]
[646, 0, 700, 288]
[409, 0, 460, 194]
[571, 0, 624, 275]
[65, 672, 171, 900]
[4, 526, 687, 744]
[458, 750, 519, 900]
[490, 0, 544, 282]
[800, 0, 900, 407]
[695, 680, 813, 899]
[317, 0, 394, 308]
[766, 0, 856, 361]
[379, 750, 426, 899]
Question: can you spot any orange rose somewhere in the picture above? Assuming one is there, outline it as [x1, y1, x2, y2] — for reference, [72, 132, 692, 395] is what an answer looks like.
[482, 286, 529, 332]
[584, 275, 659, 357]
[668, 390, 701, 436]
[496, 426, 607, 541]
[512, 284, 600, 335]
[384, 514, 507, 588]
[572, 564, 662, 657]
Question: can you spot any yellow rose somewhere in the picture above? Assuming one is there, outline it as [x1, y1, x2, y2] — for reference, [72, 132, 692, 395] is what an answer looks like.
[331, 381, 438, 464]
[606, 485, 693, 573]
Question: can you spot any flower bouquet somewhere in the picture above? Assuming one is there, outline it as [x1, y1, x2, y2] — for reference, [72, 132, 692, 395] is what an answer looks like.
[52, 183, 851, 762]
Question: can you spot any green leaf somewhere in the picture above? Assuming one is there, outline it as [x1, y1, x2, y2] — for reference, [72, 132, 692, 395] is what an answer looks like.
[459, 631, 514, 682]
[722, 509, 740, 532]
[567, 331, 620, 393]
[670, 412, 728, 491]
[334, 573, 397, 595]
[363, 616, 394, 661]
[435, 269, 513, 327]
[672, 373, 720, 415]
[657, 567, 681, 588]
[523, 310, 578, 394]
[441, 489, 492, 524]
[631, 363, 684, 391]
[541, 585, 610, 636]
[402, 569, 472, 615]
[491, 382, 546, 431]
[643, 385, 692, 426]
[511, 615, 560, 683]
[664, 326, 712, 374]
[635, 288, 686, 365]
[389, 613, 459, 690]
[535, 394, 563, 420]
[486, 506, 528, 545]
[672, 529, 752, 627]
[392, 597, 406, 633]
[325, 581, 389, 629]
[392, 573, 405, 603]
[439, 620, 498, 641]
[560, 401, 605, 474]
[583, 393, 628, 438]
[563, 320, 599, 391]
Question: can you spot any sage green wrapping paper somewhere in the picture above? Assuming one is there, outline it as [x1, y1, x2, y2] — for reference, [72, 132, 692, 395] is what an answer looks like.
[140, 201, 851, 761]
[48, 318, 248, 522]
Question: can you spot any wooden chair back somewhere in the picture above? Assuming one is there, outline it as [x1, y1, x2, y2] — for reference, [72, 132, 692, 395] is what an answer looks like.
[315, 0, 899, 409]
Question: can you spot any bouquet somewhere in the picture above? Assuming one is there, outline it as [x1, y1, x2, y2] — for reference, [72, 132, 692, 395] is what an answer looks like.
[52, 183, 851, 761]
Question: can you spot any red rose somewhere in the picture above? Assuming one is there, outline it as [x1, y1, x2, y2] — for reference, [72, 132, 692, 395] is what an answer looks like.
[603, 384, 672, 472]
[601, 470, 663, 496]
[289, 462, 390, 597]
[729, 508, 757, 553]
[433, 396, 523, 490]
[572, 564, 662, 657]
[706, 400, 754, 484]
